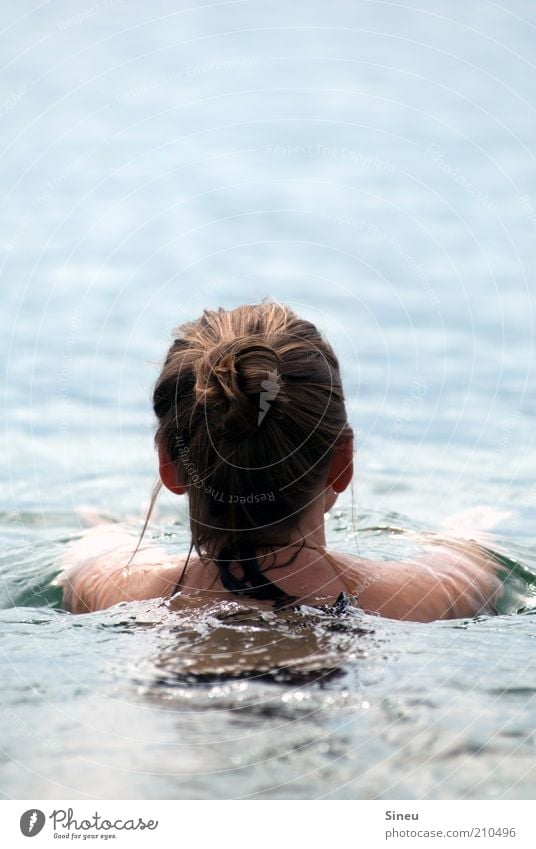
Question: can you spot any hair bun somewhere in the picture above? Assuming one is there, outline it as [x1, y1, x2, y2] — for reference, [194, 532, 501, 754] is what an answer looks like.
[194, 337, 287, 433]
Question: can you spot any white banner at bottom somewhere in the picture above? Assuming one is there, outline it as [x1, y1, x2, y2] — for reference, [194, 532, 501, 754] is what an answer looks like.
[1, 799, 533, 848]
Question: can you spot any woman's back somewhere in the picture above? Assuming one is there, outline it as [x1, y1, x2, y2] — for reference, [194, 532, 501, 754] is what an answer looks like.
[58, 525, 503, 622]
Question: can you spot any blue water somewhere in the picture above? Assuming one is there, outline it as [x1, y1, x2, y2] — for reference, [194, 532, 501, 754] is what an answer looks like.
[1, 0, 536, 799]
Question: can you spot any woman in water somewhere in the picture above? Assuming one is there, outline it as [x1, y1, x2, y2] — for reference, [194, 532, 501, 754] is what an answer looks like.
[58, 302, 503, 620]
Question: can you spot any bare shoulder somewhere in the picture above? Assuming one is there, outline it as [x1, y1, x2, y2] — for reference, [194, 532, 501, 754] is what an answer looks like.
[333, 538, 503, 622]
[56, 524, 186, 613]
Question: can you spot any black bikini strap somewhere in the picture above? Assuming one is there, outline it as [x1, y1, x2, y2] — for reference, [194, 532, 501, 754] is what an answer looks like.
[215, 541, 295, 604]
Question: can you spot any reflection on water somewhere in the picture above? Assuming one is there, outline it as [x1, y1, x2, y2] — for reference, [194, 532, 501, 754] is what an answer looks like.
[147, 596, 369, 685]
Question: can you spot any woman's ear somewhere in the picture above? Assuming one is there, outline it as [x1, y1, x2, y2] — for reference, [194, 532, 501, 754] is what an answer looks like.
[327, 437, 354, 494]
[157, 442, 185, 496]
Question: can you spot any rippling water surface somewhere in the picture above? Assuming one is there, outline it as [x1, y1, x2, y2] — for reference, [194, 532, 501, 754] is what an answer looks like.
[1, 0, 536, 799]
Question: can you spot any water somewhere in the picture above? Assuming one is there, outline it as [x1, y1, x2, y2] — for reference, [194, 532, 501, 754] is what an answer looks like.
[1, 0, 536, 799]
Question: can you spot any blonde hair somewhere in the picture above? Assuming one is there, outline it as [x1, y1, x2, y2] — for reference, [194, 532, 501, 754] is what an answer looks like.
[152, 302, 353, 563]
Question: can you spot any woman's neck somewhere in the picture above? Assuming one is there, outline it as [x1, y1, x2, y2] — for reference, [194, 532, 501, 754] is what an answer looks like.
[248, 498, 329, 551]
[208, 495, 329, 554]
[288, 494, 328, 547]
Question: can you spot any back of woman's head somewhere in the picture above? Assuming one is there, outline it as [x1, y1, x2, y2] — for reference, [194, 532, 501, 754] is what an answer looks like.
[153, 302, 352, 558]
